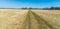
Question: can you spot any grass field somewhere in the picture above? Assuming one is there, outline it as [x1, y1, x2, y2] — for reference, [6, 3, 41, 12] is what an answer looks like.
[0, 9, 60, 29]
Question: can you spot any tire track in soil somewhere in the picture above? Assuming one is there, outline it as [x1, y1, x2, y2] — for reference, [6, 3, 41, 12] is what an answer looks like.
[13, 10, 56, 29]
[19, 10, 31, 29]
[29, 10, 56, 29]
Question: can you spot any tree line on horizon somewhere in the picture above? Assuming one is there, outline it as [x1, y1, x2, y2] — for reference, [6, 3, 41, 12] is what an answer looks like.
[21, 7, 60, 10]
[0, 7, 60, 10]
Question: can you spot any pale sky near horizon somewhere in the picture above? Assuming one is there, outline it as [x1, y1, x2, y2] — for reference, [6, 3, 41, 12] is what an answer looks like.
[0, 0, 60, 8]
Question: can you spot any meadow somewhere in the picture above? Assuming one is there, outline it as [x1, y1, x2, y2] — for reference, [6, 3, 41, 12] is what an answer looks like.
[0, 9, 60, 29]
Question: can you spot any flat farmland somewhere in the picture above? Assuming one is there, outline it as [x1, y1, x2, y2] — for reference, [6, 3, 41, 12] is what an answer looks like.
[0, 9, 60, 29]
[0, 9, 28, 29]
[32, 10, 60, 29]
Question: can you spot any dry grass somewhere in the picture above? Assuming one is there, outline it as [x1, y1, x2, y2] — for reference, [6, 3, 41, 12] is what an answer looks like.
[0, 9, 60, 29]
[0, 9, 28, 29]
[32, 10, 60, 29]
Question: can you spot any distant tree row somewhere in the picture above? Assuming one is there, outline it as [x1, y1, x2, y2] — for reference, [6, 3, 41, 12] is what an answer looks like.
[50, 7, 60, 10]
[20, 7, 60, 10]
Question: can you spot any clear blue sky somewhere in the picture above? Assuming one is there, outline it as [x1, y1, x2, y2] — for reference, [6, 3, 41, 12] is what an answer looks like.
[0, 0, 60, 8]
